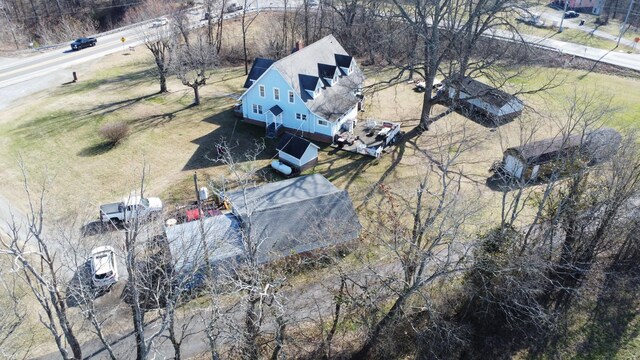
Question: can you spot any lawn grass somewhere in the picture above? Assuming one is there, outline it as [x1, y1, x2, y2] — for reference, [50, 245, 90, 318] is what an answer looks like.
[2, 50, 640, 221]
[514, 22, 637, 52]
[2, 23, 640, 357]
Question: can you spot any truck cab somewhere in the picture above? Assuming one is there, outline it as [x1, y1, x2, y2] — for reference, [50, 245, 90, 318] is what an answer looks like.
[100, 196, 163, 223]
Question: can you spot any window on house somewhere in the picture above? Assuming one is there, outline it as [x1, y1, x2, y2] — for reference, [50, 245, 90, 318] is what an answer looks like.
[274, 88, 280, 101]
[288, 90, 294, 103]
[259, 85, 265, 98]
[318, 119, 328, 126]
[252, 104, 263, 114]
[296, 113, 307, 121]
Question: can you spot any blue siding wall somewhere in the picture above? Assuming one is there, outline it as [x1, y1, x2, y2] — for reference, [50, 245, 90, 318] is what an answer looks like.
[242, 69, 318, 134]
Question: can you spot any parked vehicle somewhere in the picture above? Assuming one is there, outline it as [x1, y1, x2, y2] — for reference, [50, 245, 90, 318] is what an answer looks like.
[225, 3, 243, 12]
[99, 196, 163, 223]
[150, 17, 169, 27]
[90, 246, 119, 288]
[70, 37, 97, 51]
[564, 11, 579, 18]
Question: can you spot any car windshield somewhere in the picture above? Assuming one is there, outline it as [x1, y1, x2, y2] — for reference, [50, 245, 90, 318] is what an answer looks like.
[141, 198, 150, 207]
[75, 38, 82, 42]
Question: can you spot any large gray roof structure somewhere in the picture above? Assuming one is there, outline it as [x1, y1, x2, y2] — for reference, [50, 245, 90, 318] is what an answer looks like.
[227, 174, 361, 263]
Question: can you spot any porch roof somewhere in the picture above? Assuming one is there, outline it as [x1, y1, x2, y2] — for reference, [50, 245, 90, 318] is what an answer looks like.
[269, 105, 283, 116]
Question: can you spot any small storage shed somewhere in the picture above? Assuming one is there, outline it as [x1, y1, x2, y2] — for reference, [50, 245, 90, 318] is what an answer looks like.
[276, 133, 319, 171]
[499, 128, 621, 180]
[447, 77, 524, 122]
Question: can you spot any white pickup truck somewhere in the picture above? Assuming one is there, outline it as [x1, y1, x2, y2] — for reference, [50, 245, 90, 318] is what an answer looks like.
[100, 196, 163, 223]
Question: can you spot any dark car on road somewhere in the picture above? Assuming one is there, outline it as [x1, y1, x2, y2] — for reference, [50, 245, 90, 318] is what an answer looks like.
[70, 37, 97, 51]
[564, 11, 579, 18]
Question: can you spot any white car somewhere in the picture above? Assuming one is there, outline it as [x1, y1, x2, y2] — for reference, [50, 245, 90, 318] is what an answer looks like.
[151, 17, 169, 27]
[90, 246, 119, 288]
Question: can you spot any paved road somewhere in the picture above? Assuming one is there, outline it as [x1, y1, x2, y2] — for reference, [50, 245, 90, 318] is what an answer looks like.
[534, 7, 637, 48]
[516, 31, 640, 71]
[0, 6, 636, 102]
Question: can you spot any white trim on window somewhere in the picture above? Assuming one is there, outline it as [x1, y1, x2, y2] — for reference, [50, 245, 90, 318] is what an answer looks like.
[318, 119, 328, 126]
[296, 113, 307, 121]
[252, 104, 263, 114]
[288, 90, 294, 103]
[259, 85, 265, 98]
[273, 88, 280, 101]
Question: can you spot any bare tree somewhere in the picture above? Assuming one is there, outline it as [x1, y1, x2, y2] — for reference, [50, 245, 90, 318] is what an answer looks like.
[172, 32, 218, 106]
[0, 167, 83, 360]
[205, 140, 295, 360]
[203, 0, 227, 53]
[126, 0, 176, 94]
[240, 0, 259, 75]
[349, 132, 481, 358]
[0, 272, 25, 358]
[386, 0, 540, 131]
[0, 3, 23, 50]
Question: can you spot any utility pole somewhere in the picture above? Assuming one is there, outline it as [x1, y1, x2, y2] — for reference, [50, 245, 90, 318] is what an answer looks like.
[559, 0, 570, 32]
[617, 0, 635, 46]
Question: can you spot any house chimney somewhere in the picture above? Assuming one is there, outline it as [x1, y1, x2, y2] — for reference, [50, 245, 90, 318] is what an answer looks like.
[293, 39, 304, 53]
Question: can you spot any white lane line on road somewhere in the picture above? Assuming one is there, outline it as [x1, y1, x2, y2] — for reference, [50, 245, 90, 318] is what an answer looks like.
[0, 40, 146, 89]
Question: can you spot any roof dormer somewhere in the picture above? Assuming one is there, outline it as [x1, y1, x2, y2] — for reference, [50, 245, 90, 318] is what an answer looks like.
[299, 74, 322, 99]
[335, 54, 353, 76]
[318, 63, 338, 87]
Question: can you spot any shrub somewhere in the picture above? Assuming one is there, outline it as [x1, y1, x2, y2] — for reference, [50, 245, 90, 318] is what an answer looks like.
[99, 121, 130, 145]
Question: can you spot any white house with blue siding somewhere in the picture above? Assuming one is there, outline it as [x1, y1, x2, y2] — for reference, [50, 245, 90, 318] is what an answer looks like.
[238, 35, 364, 143]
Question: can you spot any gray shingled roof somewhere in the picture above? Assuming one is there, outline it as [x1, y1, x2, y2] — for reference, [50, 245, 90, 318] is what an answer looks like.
[243, 58, 275, 88]
[276, 132, 315, 160]
[227, 174, 361, 263]
[451, 77, 518, 108]
[271, 35, 364, 122]
[506, 128, 621, 164]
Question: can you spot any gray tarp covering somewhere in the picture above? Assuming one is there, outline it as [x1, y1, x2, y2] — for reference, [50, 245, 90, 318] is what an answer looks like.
[165, 214, 243, 274]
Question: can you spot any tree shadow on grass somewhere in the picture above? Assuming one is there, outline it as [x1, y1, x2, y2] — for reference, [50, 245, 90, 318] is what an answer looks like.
[56, 67, 155, 97]
[77, 141, 114, 157]
[575, 268, 640, 358]
[130, 102, 196, 134]
[183, 109, 275, 171]
[80, 220, 121, 236]
[12, 93, 159, 142]
[449, 104, 518, 129]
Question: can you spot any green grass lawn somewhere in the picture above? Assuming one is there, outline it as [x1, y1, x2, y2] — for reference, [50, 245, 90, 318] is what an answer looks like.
[2, 31, 640, 358]
[515, 22, 637, 52]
